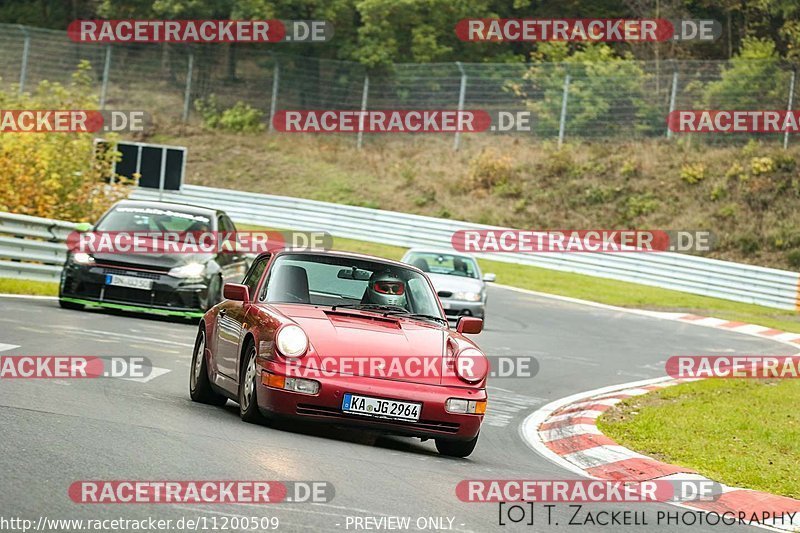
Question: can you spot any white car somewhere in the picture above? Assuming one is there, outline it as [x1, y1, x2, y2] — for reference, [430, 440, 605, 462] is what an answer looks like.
[401, 249, 495, 325]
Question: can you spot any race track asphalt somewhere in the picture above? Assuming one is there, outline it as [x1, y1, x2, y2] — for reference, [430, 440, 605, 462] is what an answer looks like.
[0, 288, 792, 532]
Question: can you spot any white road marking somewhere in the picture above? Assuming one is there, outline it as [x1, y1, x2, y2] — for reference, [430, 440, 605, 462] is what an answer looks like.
[120, 366, 171, 383]
[0, 343, 20, 352]
[561, 444, 647, 469]
[483, 390, 546, 428]
[51, 325, 193, 347]
[0, 294, 57, 300]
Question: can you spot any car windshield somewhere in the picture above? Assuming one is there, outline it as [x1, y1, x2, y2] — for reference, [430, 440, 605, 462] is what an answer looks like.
[405, 252, 479, 279]
[264, 254, 444, 319]
[96, 206, 212, 233]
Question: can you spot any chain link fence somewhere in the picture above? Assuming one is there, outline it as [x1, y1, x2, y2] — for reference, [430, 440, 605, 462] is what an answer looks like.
[0, 23, 798, 148]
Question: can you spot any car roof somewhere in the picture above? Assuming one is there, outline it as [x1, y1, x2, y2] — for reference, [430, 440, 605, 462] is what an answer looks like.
[112, 199, 219, 218]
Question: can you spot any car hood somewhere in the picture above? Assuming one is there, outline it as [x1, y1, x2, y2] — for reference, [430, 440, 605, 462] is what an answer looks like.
[275, 304, 449, 384]
[425, 273, 484, 295]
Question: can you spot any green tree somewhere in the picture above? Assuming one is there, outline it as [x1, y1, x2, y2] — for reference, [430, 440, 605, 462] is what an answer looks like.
[517, 42, 660, 137]
[702, 37, 790, 109]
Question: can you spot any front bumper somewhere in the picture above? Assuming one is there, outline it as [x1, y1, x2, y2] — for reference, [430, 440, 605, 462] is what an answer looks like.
[59, 262, 210, 317]
[256, 361, 485, 441]
[440, 298, 485, 320]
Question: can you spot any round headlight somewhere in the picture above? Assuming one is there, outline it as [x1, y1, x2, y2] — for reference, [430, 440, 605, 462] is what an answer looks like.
[72, 252, 94, 265]
[276, 325, 308, 358]
[455, 348, 489, 384]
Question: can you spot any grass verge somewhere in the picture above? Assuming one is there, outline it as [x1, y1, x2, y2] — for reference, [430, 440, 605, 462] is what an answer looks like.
[598, 379, 800, 498]
[0, 278, 58, 296]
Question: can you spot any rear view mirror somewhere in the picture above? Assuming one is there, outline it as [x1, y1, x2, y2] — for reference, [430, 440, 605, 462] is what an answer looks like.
[223, 283, 250, 303]
[337, 268, 371, 281]
[483, 273, 496, 282]
[456, 316, 483, 335]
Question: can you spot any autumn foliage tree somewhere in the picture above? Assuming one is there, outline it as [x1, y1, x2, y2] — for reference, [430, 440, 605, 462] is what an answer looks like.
[0, 61, 129, 222]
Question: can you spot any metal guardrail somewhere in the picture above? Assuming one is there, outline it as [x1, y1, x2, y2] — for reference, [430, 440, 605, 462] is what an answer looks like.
[0, 212, 74, 282]
[3, 189, 800, 311]
[131, 185, 800, 311]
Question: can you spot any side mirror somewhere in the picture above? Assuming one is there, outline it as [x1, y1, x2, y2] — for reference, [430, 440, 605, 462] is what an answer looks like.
[74, 222, 92, 232]
[223, 283, 250, 303]
[456, 316, 483, 335]
[482, 273, 496, 282]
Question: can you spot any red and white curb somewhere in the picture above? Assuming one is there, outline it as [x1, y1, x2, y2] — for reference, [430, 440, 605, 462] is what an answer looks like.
[518, 309, 800, 532]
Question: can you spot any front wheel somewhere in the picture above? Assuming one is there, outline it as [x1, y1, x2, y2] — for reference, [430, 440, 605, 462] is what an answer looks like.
[435, 433, 479, 458]
[189, 328, 227, 406]
[239, 341, 265, 423]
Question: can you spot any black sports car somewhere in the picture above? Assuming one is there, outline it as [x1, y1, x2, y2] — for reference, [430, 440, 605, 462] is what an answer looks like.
[58, 200, 249, 318]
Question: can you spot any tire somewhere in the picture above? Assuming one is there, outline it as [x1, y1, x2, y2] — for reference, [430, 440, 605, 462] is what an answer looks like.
[238, 341, 264, 423]
[435, 433, 479, 458]
[59, 299, 84, 310]
[189, 328, 227, 406]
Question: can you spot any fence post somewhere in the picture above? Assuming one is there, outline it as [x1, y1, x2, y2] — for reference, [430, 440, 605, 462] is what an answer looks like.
[268, 61, 280, 132]
[99, 45, 112, 110]
[557, 73, 570, 148]
[454, 62, 467, 151]
[784, 68, 796, 150]
[667, 69, 679, 139]
[158, 147, 167, 202]
[18, 25, 30, 95]
[357, 74, 369, 150]
[182, 50, 194, 122]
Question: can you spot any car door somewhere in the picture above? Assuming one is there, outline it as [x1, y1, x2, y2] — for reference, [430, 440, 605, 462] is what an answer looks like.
[216, 214, 248, 284]
[215, 255, 269, 379]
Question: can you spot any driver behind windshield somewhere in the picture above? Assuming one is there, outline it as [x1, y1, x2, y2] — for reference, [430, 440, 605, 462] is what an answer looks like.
[363, 270, 407, 308]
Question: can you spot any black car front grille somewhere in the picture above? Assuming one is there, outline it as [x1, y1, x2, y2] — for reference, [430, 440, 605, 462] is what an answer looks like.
[102, 267, 162, 280]
[295, 404, 461, 434]
[96, 259, 170, 273]
[437, 291, 453, 298]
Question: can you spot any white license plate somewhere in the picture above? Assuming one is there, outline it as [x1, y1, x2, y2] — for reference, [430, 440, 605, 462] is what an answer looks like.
[441, 301, 451, 309]
[105, 274, 153, 291]
[342, 393, 421, 422]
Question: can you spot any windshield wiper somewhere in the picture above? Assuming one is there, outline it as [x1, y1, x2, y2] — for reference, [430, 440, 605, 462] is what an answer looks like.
[329, 303, 407, 312]
[381, 311, 448, 325]
[328, 304, 447, 325]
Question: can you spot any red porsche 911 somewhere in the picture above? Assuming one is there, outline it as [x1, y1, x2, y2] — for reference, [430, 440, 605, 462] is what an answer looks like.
[189, 250, 488, 457]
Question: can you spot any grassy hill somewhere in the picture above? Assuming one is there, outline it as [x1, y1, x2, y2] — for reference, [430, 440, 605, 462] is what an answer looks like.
[149, 126, 800, 271]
